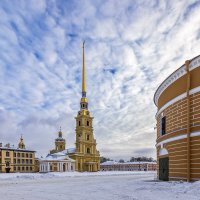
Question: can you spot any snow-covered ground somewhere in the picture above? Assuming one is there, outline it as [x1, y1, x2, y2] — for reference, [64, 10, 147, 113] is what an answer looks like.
[0, 171, 199, 200]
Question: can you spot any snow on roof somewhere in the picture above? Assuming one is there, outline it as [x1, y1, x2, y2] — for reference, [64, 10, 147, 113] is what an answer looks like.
[101, 161, 118, 165]
[59, 148, 76, 154]
[0, 146, 35, 152]
[41, 154, 75, 162]
[101, 161, 157, 166]
[40, 149, 76, 162]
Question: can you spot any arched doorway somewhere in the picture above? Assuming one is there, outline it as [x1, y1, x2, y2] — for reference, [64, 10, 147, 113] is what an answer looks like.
[5, 161, 11, 173]
[159, 148, 169, 181]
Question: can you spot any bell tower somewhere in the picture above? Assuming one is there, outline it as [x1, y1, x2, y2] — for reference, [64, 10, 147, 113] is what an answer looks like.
[55, 127, 66, 152]
[18, 135, 25, 149]
[50, 127, 66, 154]
[71, 41, 100, 172]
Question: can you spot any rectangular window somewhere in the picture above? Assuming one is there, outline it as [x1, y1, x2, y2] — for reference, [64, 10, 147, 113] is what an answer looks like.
[18, 166, 20, 171]
[30, 167, 32, 171]
[26, 160, 28, 164]
[161, 116, 166, 136]
[87, 135, 90, 141]
[22, 167, 24, 171]
[26, 153, 28, 158]
[30, 154, 33, 158]
[6, 152, 10, 157]
[17, 153, 20, 157]
[14, 152, 16, 157]
[22, 153, 24, 157]
[30, 159, 32, 164]
[26, 166, 29, 171]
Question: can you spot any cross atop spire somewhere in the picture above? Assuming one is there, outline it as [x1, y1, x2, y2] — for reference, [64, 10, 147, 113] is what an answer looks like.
[58, 126, 62, 138]
[82, 41, 86, 97]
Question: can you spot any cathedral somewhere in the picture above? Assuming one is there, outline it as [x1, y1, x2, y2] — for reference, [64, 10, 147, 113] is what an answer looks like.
[46, 42, 100, 172]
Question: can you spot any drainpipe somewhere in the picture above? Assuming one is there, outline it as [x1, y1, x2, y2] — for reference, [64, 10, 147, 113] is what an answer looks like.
[185, 60, 191, 182]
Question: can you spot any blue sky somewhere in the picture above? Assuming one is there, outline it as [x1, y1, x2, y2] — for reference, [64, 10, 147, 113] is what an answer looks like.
[0, 0, 200, 160]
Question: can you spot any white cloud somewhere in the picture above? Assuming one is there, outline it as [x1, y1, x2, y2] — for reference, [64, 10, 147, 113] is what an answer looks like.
[0, 0, 200, 160]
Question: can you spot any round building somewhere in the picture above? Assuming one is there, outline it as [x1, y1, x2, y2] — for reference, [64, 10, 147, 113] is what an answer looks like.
[154, 55, 200, 181]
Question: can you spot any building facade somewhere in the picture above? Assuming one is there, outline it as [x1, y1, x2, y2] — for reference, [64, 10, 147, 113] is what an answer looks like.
[100, 161, 156, 171]
[39, 152, 75, 173]
[69, 42, 100, 172]
[0, 136, 36, 173]
[154, 55, 200, 181]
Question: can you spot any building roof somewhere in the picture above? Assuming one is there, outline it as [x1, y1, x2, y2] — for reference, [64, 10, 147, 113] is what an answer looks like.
[61, 148, 76, 154]
[101, 161, 157, 166]
[0, 146, 35, 152]
[40, 151, 75, 162]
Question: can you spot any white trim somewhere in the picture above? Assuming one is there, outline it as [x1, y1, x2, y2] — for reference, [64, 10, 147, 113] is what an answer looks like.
[154, 55, 200, 105]
[156, 85, 200, 118]
[156, 134, 187, 147]
[191, 130, 200, 137]
[156, 131, 200, 147]
[159, 148, 168, 156]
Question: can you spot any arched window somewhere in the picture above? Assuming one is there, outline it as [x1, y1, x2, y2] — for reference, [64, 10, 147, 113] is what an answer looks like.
[87, 121, 89, 126]
[87, 148, 90, 154]
[6, 161, 10, 167]
[79, 121, 81, 126]
[87, 135, 90, 141]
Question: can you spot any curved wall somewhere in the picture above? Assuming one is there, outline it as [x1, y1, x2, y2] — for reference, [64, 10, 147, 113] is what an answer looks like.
[155, 56, 200, 181]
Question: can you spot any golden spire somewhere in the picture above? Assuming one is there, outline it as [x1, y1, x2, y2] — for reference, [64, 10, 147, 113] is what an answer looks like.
[82, 41, 86, 97]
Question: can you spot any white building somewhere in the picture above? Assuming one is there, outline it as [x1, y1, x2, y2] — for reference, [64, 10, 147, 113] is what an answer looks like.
[39, 151, 75, 173]
[100, 161, 157, 171]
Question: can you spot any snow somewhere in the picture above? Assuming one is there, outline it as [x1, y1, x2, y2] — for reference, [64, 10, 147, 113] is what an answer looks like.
[0, 171, 199, 200]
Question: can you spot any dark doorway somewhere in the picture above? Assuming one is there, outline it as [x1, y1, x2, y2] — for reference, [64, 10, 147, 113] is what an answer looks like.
[63, 164, 66, 172]
[159, 157, 169, 181]
[6, 168, 10, 173]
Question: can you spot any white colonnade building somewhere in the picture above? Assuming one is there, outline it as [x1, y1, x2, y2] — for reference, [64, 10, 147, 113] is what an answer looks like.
[39, 152, 75, 173]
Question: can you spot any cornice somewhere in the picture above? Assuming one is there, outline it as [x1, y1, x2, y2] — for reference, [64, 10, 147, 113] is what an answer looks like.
[154, 55, 200, 106]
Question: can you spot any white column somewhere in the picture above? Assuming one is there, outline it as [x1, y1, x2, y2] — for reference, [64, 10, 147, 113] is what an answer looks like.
[57, 163, 59, 172]
[47, 163, 49, 172]
[69, 162, 71, 171]
[42, 164, 44, 172]
[60, 162, 62, 172]
[61, 162, 63, 172]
